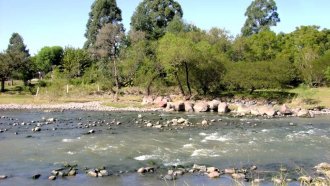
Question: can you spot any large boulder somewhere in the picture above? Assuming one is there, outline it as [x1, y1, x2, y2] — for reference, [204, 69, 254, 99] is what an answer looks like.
[237, 105, 251, 115]
[173, 101, 185, 112]
[194, 101, 209, 112]
[297, 109, 312, 117]
[208, 100, 220, 111]
[142, 96, 154, 105]
[258, 106, 276, 117]
[184, 102, 194, 112]
[279, 104, 292, 115]
[218, 102, 229, 113]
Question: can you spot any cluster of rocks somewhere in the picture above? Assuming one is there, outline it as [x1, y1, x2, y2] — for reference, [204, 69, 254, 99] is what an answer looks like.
[142, 96, 326, 118]
[48, 164, 77, 180]
[86, 168, 109, 177]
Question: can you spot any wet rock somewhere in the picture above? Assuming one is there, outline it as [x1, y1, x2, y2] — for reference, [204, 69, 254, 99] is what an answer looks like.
[177, 118, 187, 124]
[208, 171, 220, 179]
[153, 125, 163, 129]
[194, 101, 209, 112]
[48, 175, 56, 180]
[51, 170, 59, 176]
[68, 169, 76, 176]
[192, 164, 207, 172]
[0, 175, 7, 180]
[201, 119, 208, 126]
[298, 176, 312, 183]
[207, 167, 219, 173]
[218, 102, 229, 113]
[315, 162, 330, 174]
[99, 170, 109, 176]
[87, 170, 98, 177]
[138, 114, 142, 119]
[87, 129, 95, 134]
[272, 178, 283, 184]
[174, 170, 184, 176]
[47, 118, 55, 122]
[168, 170, 174, 175]
[145, 167, 155, 173]
[250, 165, 257, 171]
[146, 123, 153, 127]
[137, 167, 146, 174]
[231, 173, 245, 180]
[32, 174, 41, 179]
[224, 168, 235, 174]
[32, 127, 41, 132]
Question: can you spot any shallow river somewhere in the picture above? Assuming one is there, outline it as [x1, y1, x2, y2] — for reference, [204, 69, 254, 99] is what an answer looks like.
[0, 110, 329, 186]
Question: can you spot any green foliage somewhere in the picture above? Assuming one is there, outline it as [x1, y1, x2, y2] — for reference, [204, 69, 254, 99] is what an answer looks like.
[62, 47, 91, 78]
[84, 0, 122, 49]
[241, 0, 280, 36]
[130, 0, 183, 40]
[35, 46, 63, 73]
[223, 60, 295, 93]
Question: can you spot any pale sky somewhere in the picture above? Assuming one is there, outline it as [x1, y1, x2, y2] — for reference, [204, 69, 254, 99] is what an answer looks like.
[1, 0, 329, 55]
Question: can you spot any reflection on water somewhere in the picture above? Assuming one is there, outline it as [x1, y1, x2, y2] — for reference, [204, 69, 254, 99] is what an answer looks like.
[0, 110, 329, 185]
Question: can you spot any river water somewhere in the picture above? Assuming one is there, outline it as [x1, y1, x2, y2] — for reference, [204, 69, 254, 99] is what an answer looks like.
[0, 110, 329, 186]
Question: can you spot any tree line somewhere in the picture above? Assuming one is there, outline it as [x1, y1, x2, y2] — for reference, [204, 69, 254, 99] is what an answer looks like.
[1, 0, 330, 98]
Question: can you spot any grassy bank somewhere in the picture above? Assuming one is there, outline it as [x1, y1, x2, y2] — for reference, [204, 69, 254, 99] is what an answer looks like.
[1, 80, 329, 109]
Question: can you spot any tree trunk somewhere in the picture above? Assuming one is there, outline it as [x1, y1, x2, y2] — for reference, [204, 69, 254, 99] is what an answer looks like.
[249, 87, 255, 94]
[113, 59, 120, 102]
[146, 75, 158, 96]
[174, 72, 185, 96]
[1, 79, 5, 92]
[184, 62, 192, 96]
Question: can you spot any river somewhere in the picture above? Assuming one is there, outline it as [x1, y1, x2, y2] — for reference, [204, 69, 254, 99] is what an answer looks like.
[0, 110, 329, 185]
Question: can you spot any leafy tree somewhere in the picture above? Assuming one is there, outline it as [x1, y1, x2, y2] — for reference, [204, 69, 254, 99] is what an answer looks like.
[62, 47, 92, 78]
[84, 0, 122, 49]
[130, 0, 183, 40]
[90, 23, 125, 100]
[0, 52, 12, 92]
[35, 46, 63, 73]
[241, 0, 280, 36]
[158, 33, 198, 96]
[6, 33, 32, 85]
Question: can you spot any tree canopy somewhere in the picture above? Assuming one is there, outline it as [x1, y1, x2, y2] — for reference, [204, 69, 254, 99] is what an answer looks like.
[84, 0, 122, 49]
[130, 0, 183, 40]
[241, 0, 280, 36]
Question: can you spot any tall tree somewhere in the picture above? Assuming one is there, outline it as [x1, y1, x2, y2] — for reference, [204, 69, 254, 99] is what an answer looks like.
[91, 23, 125, 100]
[62, 47, 92, 78]
[6, 33, 32, 85]
[241, 0, 280, 36]
[84, 0, 122, 49]
[130, 0, 183, 40]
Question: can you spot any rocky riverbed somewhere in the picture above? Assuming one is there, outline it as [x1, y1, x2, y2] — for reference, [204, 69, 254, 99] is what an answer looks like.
[0, 110, 330, 185]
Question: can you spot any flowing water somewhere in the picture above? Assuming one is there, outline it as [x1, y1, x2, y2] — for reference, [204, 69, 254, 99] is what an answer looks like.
[0, 110, 329, 186]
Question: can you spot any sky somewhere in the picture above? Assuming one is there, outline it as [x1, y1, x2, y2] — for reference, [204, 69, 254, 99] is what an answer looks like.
[1, 0, 330, 55]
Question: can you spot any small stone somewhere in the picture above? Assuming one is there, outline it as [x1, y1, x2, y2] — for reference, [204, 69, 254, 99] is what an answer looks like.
[87, 170, 98, 177]
[298, 176, 312, 183]
[174, 170, 184, 176]
[224, 168, 235, 174]
[87, 129, 95, 134]
[32, 174, 41, 179]
[231, 173, 245, 180]
[279, 167, 287, 172]
[51, 170, 59, 176]
[177, 118, 186, 124]
[201, 119, 208, 126]
[146, 123, 153, 127]
[192, 164, 207, 172]
[137, 167, 146, 174]
[145, 167, 155, 173]
[252, 178, 264, 183]
[153, 125, 162, 129]
[250, 165, 257, 171]
[99, 170, 108, 176]
[68, 169, 76, 176]
[48, 175, 56, 180]
[208, 171, 220, 178]
[272, 178, 283, 184]
[47, 118, 55, 122]
[138, 114, 142, 118]
[0, 175, 7, 180]
[207, 167, 219, 173]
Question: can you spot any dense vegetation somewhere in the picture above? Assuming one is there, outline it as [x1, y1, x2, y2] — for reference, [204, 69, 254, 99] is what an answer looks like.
[1, 0, 330, 101]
